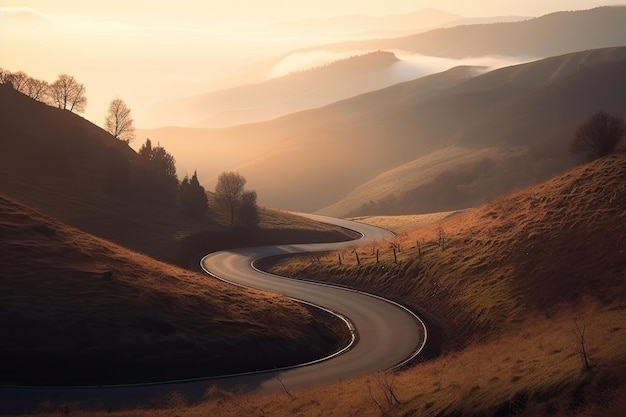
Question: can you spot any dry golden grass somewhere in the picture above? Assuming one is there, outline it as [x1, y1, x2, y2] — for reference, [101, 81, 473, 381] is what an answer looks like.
[35, 301, 625, 417]
[351, 210, 460, 234]
[10, 153, 626, 416]
[0, 194, 349, 385]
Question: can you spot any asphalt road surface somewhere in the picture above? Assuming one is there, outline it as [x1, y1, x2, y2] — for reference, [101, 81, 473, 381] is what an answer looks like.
[0, 214, 426, 414]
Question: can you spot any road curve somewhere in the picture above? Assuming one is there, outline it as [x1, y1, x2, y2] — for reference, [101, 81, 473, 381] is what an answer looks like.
[0, 214, 426, 413]
[200, 213, 426, 393]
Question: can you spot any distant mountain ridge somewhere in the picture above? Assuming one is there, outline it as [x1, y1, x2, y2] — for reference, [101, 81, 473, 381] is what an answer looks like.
[146, 6, 625, 129]
[139, 47, 626, 214]
[147, 51, 404, 128]
[301, 6, 626, 58]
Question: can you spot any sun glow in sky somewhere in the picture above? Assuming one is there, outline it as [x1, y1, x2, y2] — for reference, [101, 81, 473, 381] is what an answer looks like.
[1, 1, 620, 126]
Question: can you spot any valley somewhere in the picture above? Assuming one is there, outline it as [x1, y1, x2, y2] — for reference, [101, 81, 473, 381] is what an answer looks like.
[1, 3, 624, 416]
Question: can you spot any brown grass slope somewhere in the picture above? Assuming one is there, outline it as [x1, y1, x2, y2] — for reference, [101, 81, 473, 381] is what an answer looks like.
[273, 152, 626, 346]
[50, 138, 626, 416]
[256, 153, 626, 415]
[0, 84, 353, 263]
[310, 6, 626, 59]
[0, 193, 349, 385]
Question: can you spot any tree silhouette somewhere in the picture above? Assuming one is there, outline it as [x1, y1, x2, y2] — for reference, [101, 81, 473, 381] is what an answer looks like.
[5, 71, 28, 92]
[23, 77, 49, 101]
[215, 171, 246, 226]
[0, 69, 48, 102]
[236, 190, 260, 230]
[136, 138, 178, 201]
[179, 170, 208, 215]
[104, 98, 136, 143]
[570, 111, 626, 160]
[0, 68, 11, 84]
[49, 74, 87, 113]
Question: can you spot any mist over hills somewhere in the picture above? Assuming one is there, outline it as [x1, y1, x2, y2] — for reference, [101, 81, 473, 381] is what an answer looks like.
[145, 8, 535, 129]
[139, 46, 626, 215]
[147, 51, 405, 128]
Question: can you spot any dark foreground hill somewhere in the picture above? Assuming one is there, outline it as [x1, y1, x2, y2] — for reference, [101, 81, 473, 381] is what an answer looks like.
[0, 83, 354, 262]
[0, 193, 349, 385]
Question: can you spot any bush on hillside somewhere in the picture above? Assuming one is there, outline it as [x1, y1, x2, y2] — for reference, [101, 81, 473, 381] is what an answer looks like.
[570, 111, 626, 160]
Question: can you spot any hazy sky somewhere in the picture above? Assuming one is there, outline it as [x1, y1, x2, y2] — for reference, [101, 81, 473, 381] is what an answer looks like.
[2, 1, 619, 21]
[1, 1, 620, 126]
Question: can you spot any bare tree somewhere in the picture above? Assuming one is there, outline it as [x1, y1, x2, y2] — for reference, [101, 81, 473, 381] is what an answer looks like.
[367, 372, 401, 415]
[48, 74, 87, 113]
[104, 98, 136, 143]
[570, 111, 626, 160]
[573, 320, 591, 371]
[215, 171, 246, 226]
[0, 68, 11, 84]
[23, 77, 49, 101]
[5, 70, 29, 92]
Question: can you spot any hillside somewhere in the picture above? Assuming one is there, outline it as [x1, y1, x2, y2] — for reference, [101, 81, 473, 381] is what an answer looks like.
[307, 6, 626, 59]
[146, 51, 404, 128]
[0, 83, 354, 263]
[257, 152, 626, 416]
[34, 134, 626, 416]
[319, 46, 626, 216]
[0, 193, 349, 385]
[138, 47, 626, 215]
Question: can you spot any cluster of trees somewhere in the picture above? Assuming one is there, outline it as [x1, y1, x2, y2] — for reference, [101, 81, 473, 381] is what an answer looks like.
[0, 69, 88, 113]
[1, 68, 136, 143]
[2, 68, 260, 229]
[134, 140, 258, 229]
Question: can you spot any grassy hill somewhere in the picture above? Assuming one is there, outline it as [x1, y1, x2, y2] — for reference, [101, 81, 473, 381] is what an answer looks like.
[319, 46, 626, 216]
[0, 193, 350, 385]
[37, 130, 626, 416]
[138, 47, 626, 215]
[320, 145, 523, 216]
[257, 152, 626, 416]
[0, 83, 354, 264]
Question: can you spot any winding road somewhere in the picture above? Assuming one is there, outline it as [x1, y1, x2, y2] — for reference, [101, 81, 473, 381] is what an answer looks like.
[0, 214, 426, 414]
